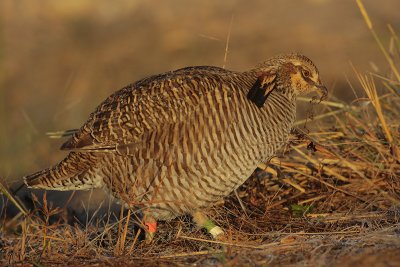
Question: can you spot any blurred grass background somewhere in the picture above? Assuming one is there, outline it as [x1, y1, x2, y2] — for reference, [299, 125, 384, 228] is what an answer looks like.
[1, 0, 399, 182]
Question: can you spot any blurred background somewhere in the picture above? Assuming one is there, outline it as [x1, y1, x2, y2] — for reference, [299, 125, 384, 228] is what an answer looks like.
[1, 0, 399, 185]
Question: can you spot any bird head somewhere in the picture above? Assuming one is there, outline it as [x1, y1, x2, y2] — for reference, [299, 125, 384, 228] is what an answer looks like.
[248, 54, 327, 107]
[282, 54, 327, 101]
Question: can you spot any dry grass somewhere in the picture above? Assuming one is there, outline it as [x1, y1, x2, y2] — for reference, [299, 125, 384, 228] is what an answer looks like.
[1, 1, 400, 266]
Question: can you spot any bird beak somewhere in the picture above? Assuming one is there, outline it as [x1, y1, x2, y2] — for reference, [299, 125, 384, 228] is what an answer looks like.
[315, 84, 328, 101]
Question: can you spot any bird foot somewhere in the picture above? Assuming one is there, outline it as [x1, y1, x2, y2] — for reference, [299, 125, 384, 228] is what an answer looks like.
[144, 217, 157, 243]
[192, 211, 224, 239]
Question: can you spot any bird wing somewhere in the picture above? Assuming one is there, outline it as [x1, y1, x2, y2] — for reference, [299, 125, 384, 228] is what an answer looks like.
[61, 66, 243, 152]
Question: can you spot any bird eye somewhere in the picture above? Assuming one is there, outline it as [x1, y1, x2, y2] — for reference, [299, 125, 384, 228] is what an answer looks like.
[302, 69, 311, 78]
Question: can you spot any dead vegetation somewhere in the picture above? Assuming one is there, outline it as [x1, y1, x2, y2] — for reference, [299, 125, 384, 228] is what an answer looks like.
[1, 1, 400, 266]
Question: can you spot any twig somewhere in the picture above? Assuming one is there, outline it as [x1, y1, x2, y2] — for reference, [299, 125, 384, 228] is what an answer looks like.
[0, 180, 27, 216]
[222, 14, 234, 69]
[234, 189, 248, 217]
[178, 235, 280, 249]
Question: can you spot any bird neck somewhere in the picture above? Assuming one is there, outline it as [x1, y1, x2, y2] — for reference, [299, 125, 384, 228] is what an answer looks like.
[258, 89, 297, 139]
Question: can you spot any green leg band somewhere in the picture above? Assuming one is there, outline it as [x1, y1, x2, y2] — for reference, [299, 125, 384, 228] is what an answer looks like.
[193, 211, 224, 238]
[203, 219, 217, 233]
[204, 219, 223, 238]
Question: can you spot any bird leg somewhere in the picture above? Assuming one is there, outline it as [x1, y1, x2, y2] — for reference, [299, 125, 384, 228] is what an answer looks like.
[143, 215, 157, 243]
[192, 211, 224, 239]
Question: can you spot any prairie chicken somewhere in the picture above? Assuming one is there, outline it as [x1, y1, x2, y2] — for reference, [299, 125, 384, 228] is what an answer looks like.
[24, 53, 327, 240]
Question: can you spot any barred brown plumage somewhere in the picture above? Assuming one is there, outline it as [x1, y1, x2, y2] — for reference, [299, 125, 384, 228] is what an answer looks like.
[24, 53, 327, 241]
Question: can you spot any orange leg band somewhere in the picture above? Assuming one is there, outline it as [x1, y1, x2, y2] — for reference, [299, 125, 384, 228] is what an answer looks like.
[145, 221, 157, 233]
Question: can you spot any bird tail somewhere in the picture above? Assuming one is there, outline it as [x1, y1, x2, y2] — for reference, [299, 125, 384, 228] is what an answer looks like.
[24, 152, 103, 191]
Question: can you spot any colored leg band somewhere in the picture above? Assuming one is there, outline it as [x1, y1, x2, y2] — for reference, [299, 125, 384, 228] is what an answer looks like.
[145, 222, 157, 233]
[203, 219, 217, 233]
[209, 226, 224, 238]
